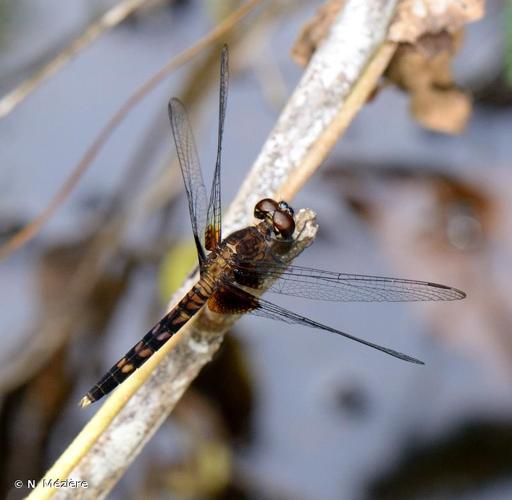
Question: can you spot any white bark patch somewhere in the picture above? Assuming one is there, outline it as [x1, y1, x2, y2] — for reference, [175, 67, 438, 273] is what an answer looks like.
[187, 336, 210, 354]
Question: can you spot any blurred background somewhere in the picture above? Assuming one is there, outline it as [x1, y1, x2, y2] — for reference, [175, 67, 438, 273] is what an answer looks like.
[0, 0, 511, 499]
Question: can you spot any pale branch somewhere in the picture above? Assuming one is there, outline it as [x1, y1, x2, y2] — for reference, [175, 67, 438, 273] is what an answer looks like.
[31, 1, 401, 498]
[41, 210, 317, 500]
[226, 0, 400, 231]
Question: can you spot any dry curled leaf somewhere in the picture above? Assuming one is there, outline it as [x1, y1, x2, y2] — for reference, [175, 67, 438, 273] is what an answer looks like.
[384, 0, 484, 134]
[291, 0, 345, 66]
[386, 30, 471, 133]
[411, 84, 471, 133]
[389, 0, 484, 43]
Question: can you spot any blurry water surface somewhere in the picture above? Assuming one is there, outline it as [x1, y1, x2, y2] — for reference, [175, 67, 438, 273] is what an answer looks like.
[1, 2, 511, 499]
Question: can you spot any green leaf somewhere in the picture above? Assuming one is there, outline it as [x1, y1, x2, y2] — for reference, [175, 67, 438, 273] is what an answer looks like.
[158, 241, 198, 303]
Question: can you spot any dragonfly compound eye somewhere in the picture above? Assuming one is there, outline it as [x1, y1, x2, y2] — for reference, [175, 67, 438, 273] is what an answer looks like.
[273, 209, 295, 239]
[278, 200, 294, 217]
[254, 198, 279, 220]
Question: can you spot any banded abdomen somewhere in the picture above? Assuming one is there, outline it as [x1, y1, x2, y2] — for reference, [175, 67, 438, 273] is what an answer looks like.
[80, 280, 211, 406]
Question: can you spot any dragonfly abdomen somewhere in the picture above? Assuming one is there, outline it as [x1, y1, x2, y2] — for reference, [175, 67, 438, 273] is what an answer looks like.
[80, 281, 211, 407]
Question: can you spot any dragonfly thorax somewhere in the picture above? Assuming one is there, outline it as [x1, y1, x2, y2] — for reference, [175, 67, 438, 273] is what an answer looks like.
[79, 44, 465, 409]
[254, 198, 295, 239]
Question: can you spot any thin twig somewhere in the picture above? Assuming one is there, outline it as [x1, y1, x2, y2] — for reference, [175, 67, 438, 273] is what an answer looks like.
[0, 25, 254, 395]
[0, 0, 262, 262]
[31, 1, 400, 498]
[0, 0, 152, 119]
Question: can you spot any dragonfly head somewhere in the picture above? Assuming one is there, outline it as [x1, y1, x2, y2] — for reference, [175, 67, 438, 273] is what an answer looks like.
[254, 198, 295, 239]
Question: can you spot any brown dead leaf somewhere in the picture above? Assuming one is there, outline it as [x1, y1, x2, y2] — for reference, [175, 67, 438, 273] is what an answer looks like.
[411, 86, 471, 133]
[389, 0, 484, 43]
[386, 30, 471, 133]
[292, 0, 484, 66]
[384, 1, 483, 134]
[291, 0, 344, 66]
[290, 0, 480, 133]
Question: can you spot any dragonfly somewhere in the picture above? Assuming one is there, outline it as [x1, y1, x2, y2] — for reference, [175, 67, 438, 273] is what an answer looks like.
[80, 45, 465, 407]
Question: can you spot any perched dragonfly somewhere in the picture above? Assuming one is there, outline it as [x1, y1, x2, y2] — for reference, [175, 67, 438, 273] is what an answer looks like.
[80, 46, 465, 408]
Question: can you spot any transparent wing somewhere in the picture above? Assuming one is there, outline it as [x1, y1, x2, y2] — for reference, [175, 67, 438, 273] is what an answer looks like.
[216, 281, 423, 364]
[205, 44, 229, 251]
[233, 262, 466, 302]
[168, 97, 207, 262]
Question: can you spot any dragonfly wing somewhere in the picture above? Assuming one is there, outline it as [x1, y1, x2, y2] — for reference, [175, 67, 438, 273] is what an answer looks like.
[168, 97, 207, 263]
[205, 45, 229, 251]
[233, 262, 466, 302]
[217, 281, 423, 364]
